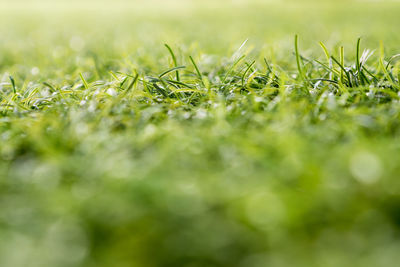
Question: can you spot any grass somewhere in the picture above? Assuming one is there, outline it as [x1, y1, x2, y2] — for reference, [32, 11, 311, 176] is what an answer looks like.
[1, 1, 400, 267]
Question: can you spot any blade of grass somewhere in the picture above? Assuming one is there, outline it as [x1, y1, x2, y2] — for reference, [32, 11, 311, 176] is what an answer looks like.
[222, 54, 246, 83]
[386, 54, 400, 70]
[331, 55, 353, 87]
[127, 73, 139, 91]
[356, 38, 361, 74]
[42, 82, 57, 93]
[362, 66, 379, 83]
[9, 76, 16, 94]
[340, 46, 345, 84]
[263, 58, 273, 74]
[159, 66, 186, 78]
[380, 58, 399, 90]
[355, 38, 366, 86]
[319, 42, 330, 63]
[242, 61, 256, 88]
[314, 59, 341, 77]
[79, 73, 89, 90]
[232, 39, 248, 60]
[165, 44, 180, 82]
[295, 35, 306, 82]
[189, 55, 203, 82]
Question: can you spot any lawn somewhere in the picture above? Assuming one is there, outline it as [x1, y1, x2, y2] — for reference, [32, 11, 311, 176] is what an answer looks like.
[1, 0, 400, 266]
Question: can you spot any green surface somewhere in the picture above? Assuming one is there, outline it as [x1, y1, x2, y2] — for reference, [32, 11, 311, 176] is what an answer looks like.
[1, 0, 400, 266]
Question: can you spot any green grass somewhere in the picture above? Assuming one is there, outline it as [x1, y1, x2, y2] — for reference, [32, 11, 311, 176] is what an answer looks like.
[1, 1, 400, 267]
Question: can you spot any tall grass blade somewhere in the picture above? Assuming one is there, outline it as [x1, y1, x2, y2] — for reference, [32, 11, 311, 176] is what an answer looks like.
[356, 38, 361, 74]
[159, 66, 186, 78]
[332, 55, 353, 87]
[79, 73, 89, 90]
[295, 35, 306, 81]
[339, 46, 344, 84]
[165, 44, 180, 82]
[319, 41, 333, 80]
[189, 55, 203, 82]
[242, 61, 256, 88]
[9, 76, 16, 94]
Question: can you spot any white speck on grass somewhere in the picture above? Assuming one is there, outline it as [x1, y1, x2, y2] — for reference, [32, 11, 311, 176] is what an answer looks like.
[195, 109, 207, 119]
[350, 151, 382, 184]
[41, 89, 50, 97]
[106, 88, 117, 96]
[319, 113, 327, 121]
[88, 102, 96, 112]
[143, 124, 157, 138]
[31, 67, 40, 75]
[255, 97, 263, 103]
[70, 36, 85, 51]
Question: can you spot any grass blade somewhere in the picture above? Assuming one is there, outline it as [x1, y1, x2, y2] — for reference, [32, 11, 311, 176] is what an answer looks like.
[331, 55, 353, 87]
[127, 73, 139, 91]
[159, 66, 186, 78]
[242, 61, 256, 88]
[222, 54, 246, 83]
[79, 73, 89, 90]
[189, 55, 203, 82]
[9, 76, 16, 94]
[339, 46, 345, 84]
[295, 35, 306, 81]
[165, 44, 180, 82]
[356, 38, 361, 74]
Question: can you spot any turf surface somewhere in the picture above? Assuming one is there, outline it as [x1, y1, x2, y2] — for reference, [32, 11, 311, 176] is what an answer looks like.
[1, 1, 400, 266]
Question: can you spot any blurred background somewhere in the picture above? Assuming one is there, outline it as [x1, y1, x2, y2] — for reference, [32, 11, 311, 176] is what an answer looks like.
[1, 0, 400, 78]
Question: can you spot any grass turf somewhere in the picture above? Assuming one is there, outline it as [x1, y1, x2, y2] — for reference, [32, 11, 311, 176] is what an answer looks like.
[1, 1, 400, 266]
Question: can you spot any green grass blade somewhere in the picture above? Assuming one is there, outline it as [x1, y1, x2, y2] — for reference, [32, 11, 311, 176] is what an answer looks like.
[79, 73, 89, 90]
[295, 35, 306, 81]
[164, 44, 180, 82]
[331, 55, 353, 87]
[340, 46, 345, 84]
[319, 41, 330, 63]
[386, 54, 400, 70]
[42, 82, 57, 93]
[362, 66, 379, 83]
[159, 66, 186, 78]
[242, 61, 256, 88]
[127, 74, 139, 91]
[356, 38, 361, 74]
[189, 55, 203, 81]
[263, 58, 273, 74]
[222, 54, 246, 83]
[9, 76, 16, 94]
[380, 58, 399, 89]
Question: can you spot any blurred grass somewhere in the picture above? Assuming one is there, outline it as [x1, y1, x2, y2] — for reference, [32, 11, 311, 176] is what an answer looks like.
[2, 0, 400, 58]
[1, 0, 400, 267]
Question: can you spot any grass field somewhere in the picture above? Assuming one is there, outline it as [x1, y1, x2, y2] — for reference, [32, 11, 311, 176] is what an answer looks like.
[1, 0, 400, 266]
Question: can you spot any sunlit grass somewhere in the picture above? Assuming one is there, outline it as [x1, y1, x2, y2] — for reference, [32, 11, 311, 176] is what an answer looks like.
[1, 1, 400, 267]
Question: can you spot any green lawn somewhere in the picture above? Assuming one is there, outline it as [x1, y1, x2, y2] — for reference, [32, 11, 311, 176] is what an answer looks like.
[1, 0, 400, 266]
